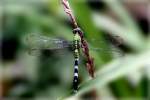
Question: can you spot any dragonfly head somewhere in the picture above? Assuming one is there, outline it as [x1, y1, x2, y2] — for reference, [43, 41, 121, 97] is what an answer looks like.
[73, 27, 84, 38]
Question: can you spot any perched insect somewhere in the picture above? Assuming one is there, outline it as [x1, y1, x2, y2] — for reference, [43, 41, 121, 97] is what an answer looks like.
[72, 31, 81, 93]
[26, 34, 123, 56]
[25, 33, 124, 92]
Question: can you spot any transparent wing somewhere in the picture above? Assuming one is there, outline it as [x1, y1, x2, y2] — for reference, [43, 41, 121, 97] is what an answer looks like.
[26, 33, 72, 56]
[89, 46, 124, 57]
[87, 36, 124, 57]
[88, 35, 123, 47]
[26, 33, 124, 56]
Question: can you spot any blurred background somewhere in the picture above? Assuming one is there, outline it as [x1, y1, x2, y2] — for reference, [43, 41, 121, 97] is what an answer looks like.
[0, 0, 149, 100]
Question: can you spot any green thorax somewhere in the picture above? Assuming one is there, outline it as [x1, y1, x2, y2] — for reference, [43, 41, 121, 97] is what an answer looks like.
[73, 33, 81, 49]
[73, 33, 81, 58]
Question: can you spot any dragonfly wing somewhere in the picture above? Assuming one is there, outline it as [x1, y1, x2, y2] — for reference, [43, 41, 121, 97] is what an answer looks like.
[87, 35, 124, 57]
[28, 49, 41, 56]
[28, 48, 72, 56]
[26, 33, 72, 56]
[26, 33, 71, 50]
[88, 35, 124, 47]
[89, 45, 124, 57]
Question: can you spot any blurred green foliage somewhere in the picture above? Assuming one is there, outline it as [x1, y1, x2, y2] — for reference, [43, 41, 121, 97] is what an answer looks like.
[1, 0, 149, 100]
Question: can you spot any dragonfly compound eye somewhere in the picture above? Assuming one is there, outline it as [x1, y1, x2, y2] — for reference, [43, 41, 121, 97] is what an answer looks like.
[73, 27, 84, 38]
[73, 27, 81, 33]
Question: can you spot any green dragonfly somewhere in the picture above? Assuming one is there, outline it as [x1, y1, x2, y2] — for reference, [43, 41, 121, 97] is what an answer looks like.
[25, 33, 123, 93]
[26, 33, 123, 57]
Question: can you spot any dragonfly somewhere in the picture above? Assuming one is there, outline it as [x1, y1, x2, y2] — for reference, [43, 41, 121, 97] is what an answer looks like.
[61, 0, 124, 93]
[25, 33, 123, 92]
[26, 33, 123, 57]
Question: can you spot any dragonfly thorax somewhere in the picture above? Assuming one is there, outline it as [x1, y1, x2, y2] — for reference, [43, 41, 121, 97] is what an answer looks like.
[73, 33, 81, 59]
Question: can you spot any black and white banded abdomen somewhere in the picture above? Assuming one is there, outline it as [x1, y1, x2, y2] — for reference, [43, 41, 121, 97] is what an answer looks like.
[73, 58, 79, 92]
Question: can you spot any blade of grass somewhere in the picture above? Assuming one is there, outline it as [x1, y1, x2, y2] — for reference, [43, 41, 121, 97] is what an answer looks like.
[109, 78, 134, 97]
[104, 0, 145, 52]
[93, 13, 146, 52]
[134, 77, 147, 98]
[104, 0, 143, 35]
[74, 51, 150, 97]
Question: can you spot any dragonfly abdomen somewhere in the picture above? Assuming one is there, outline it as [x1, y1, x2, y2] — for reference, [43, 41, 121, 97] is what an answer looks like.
[72, 33, 81, 93]
[73, 58, 79, 93]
